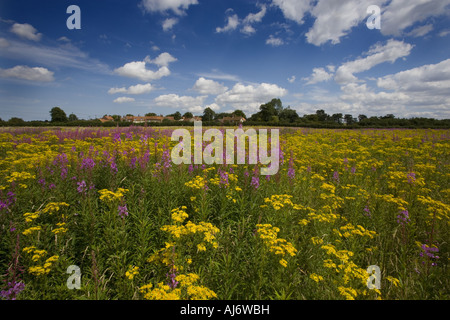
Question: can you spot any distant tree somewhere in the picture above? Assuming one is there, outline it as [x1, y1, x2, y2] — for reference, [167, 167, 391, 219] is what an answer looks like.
[111, 115, 122, 122]
[344, 114, 356, 125]
[279, 107, 299, 123]
[68, 113, 78, 121]
[215, 112, 232, 120]
[182, 112, 193, 119]
[126, 114, 134, 117]
[50, 107, 68, 122]
[7, 117, 26, 126]
[315, 109, 329, 122]
[202, 107, 216, 121]
[232, 109, 246, 119]
[358, 114, 368, 122]
[331, 113, 343, 124]
[145, 112, 157, 117]
[167, 111, 182, 120]
[259, 98, 281, 122]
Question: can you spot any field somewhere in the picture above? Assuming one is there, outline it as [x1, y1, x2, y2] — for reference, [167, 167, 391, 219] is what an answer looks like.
[0, 126, 449, 300]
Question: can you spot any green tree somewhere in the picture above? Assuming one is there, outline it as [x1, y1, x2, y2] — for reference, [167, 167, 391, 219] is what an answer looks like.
[50, 107, 68, 122]
[183, 112, 193, 119]
[68, 113, 78, 121]
[232, 109, 246, 119]
[331, 113, 343, 124]
[202, 107, 216, 121]
[344, 114, 356, 125]
[259, 98, 282, 122]
[279, 107, 299, 123]
[145, 112, 157, 117]
[167, 111, 182, 120]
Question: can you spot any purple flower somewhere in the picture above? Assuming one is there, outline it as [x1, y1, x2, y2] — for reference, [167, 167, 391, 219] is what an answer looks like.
[81, 157, 95, 170]
[118, 204, 128, 219]
[77, 180, 87, 194]
[363, 205, 371, 217]
[397, 210, 410, 226]
[0, 281, 25, 300]
[407, 172, 416, 184]
[333, 170, 340, 183]
[251, 176, 260, 189]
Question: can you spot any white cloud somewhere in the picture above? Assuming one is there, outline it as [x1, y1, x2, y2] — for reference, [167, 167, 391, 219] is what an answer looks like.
[162, 18, 179, 31]
[192, 77, 228, 95]
[334, 39, 413, 84]
[377, 59, 450, 95]
[405, 24, 434, 38]
[140, 0, 198, 15]
[266, 35, 284, 46]
[115, 53, 176, 81]
[154, 94, 207, 110]
[303, 67, 333, 85]
[241, 25, 256, 35]
[215, 82, 287, 112]
[381, 0, 450, 36]
[204, 103, 221, 111]
[305, 0, 387, 46]
[243, 5, 267, 24]
[145, 52, 177, 67]
[0, 65, 54, 82]
[10, 23, 42, 41]
[216, 13, 239, 33]
[115, 61, 170, 81]
[108, 83, 154, 95]
[113, 97, 135, 104]
[216, 5, 266, 35]
[288, 76, 296, 83]
[271, 0, 311, 24]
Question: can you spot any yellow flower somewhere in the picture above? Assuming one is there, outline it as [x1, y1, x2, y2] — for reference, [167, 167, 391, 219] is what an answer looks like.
[310, 273, 324, 282]
[125, 265, 140, 280]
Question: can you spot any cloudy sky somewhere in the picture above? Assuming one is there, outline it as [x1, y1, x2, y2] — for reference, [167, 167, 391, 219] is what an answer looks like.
[0, 0, 449, 121]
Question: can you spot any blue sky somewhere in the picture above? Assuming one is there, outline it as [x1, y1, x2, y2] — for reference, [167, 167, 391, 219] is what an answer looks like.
[0, 0, 449, 121]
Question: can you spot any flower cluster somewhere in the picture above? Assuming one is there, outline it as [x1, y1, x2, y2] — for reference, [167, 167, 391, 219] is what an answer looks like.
[256, 223, 297, 267]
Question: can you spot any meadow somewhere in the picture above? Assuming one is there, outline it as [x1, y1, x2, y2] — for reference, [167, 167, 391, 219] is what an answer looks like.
[0, 126, 448, 300]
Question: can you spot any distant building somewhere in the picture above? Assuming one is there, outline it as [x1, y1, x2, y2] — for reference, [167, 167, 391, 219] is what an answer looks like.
[122, 115, 175, 124]
[182, 116, 202, 122]
[99, 115, 114, 123]
[218, 116, 246, 125]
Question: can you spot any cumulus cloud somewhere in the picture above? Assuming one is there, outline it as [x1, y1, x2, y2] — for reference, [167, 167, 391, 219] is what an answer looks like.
[381, 0, 450, 36]
[305, 0, 386, 46]
[271, 0, 311, 24]
[216, 13, 239, 33]
[154, 94, 207, 110]
[0, 65, 54, 82]
[162, 18, 179, 31]
[303, 67, 333, 85]
[115, 53, 176, 81]
[215, 82, 287, 112]
[108, 83, 154, 95]
[192, 77, 228, 95]
[145, 52, 177, 67]
[266, 35, 284, 46]
[273, 0, 449, 46]
[216, 5, 266, 35]
[10, 23, 42, 41]
[334, 39, 413, 84]
[113, 97, 135, 104]
[140, 0, 198, 15]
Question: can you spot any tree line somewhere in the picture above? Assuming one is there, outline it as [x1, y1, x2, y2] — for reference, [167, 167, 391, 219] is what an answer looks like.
[1, 102, 449, 128]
